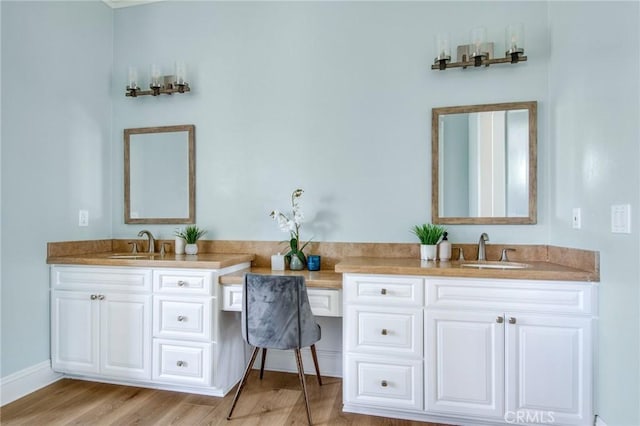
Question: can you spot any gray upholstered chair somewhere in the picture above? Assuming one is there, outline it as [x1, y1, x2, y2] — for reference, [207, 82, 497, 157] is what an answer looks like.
[227, 273, 322, 425]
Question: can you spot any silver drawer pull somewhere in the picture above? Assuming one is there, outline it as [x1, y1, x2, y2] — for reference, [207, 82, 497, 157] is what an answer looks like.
[496, 316, 504, 323]
[90, 294, 97, 300]
[381, 329, 388, 335]
[509, 317, 517, 324]
[176, 361, 186, 367]
[177, 280, 187, 287]
[177, 315, 186, 322]
[381, 380, 388, 387]
[380, 288, 387, 295]
[97, 295, 105, 300]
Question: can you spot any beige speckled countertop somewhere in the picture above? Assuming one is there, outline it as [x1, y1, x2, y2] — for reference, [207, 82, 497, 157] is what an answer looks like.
[218, 267, 342, 289]
[47, 251, 255, 270]
[335, 257, 599, 282]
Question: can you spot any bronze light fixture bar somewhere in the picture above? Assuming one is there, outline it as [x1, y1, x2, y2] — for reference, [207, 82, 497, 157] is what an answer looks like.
[432, 24, 527, 71]
[126, 75, 191, 97]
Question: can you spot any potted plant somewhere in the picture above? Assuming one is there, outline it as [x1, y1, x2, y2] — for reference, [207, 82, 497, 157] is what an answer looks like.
[174, 225, 207, 255]
[270, 188, 311, 270]
[411, 223, 446, 261]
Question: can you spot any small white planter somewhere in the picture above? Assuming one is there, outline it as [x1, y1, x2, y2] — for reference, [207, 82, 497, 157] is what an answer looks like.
[185, 243, 198, 255]
[420, 244, 437, 261]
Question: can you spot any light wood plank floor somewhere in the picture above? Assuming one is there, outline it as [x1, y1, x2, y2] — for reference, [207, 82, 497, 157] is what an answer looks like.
[1, 373, 450, 425]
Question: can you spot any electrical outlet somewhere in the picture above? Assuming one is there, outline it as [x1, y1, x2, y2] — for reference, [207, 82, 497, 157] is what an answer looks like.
[572, 208, 581, 229]
[79, 210, 89, 227]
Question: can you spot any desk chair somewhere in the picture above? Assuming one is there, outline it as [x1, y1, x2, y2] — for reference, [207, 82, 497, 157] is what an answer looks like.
[227, 273, 322, 424]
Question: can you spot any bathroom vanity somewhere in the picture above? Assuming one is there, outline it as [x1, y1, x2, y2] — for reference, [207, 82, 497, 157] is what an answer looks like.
[47, 240, 598, 426]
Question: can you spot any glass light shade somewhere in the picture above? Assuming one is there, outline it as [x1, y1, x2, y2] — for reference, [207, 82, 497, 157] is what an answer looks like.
[435, 33, 451, 61]
[175, 61, 187, 85]
[470, 27, 487, 57]
[505, 23, 525, 55]
[128, 66, 138, 89]
[150, 64, 162, 88]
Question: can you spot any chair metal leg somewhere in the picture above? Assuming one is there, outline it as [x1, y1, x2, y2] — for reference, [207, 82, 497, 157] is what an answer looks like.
[227, 346, 261, 420]
[294, 348, 313, 425]
[309, 344, 322, 386]
[259, 348, 268, 380]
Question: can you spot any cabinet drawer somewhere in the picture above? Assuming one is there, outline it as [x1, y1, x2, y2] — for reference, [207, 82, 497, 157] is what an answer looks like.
[346, 306, 422, 357]
[344, 274, 424, 307]
[153, 296, 213, 341]
[345, 354, 423, 411]
[222, 285, 342, 317]
[153, 339, 212, 387]
[51, 266, 151, 292]
[426, 278, 596, 315]
[153, 270, 215, 296]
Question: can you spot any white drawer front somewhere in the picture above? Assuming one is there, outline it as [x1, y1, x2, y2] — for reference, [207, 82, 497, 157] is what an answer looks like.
[51, 266, 152, 292]
[426, 278, 596, 315]
[153, 296, 213, 341]
[153, 270, 215, 296]
[344, 274, 424, 307]
[221, 285, 342, 317]
[153, 339, 212, 386]
[347, 306, 422, 357]
[345, 354, 423, 411]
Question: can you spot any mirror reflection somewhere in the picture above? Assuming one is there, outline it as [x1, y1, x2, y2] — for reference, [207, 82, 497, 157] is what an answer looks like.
[432, 101, 537, 224]
[124, 124, 195, 224]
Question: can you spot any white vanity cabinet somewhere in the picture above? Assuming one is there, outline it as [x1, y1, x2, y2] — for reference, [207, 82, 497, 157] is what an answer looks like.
[343, 273, 597, 426]
[51, 263, 249, 397]
[51, 266, 152, 381]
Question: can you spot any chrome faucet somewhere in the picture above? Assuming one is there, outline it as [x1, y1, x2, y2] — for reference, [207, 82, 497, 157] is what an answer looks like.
[137, 230, 155, 253]
[477, 233, 489, 261]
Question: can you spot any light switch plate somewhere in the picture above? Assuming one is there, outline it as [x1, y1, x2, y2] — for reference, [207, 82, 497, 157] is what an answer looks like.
[611, 204, 631, 233]
[572, 208, 581, 229]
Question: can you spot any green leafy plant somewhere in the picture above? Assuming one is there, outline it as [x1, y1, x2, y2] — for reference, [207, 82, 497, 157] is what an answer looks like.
[174, 225, 207, 244]
[411, 223, 446, 245]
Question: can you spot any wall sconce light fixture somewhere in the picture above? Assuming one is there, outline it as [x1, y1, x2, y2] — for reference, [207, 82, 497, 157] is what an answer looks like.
[432, 24, 527, 71]
[126, 61, 191, 97]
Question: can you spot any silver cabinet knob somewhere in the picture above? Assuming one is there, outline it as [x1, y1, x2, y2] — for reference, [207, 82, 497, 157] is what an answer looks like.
[381, 380, 388, 387]
[509, 317, 517, 324]
[90, 294, 97, 300]
[97, 295, 105, 300]
[380, 288, 387, 295]
[177, 316, 186, 322]
[496, 316, 504, 323]
[177, 280, 187, 287]
[381, 329, 388, 335]
[176, 361, 185, 367]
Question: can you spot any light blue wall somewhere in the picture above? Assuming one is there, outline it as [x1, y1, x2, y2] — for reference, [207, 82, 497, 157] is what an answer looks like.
[547, 3, 640, 425]
[110, 1, 549, 245]
[0, 1, 113, 376]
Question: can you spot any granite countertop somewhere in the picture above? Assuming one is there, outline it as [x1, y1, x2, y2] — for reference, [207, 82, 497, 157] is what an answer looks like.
[47, 251, 255, 270]
[335, 257, 599, 282]
[218, 267, 342, 289]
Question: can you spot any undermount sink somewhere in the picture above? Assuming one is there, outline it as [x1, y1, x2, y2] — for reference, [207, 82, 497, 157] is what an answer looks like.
[109, 254, 155, 259]
[461, 261, 530, 270]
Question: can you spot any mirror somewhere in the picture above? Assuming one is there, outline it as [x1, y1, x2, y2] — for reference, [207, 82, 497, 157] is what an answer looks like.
[432, 101, 537, 224]
[124, 124, 195, 224]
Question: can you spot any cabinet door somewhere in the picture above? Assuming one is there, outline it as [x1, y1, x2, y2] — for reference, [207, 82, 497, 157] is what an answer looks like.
[425, 310, 505, 418]
[51, 291, 99, 374]
[506, 314, 592, 426]
[100, 293, 152, 380]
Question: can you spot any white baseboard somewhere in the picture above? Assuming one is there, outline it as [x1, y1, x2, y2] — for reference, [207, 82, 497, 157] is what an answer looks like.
[595, 415, 609, 426]
[254, 347, 342, 378]
[1, 360, 63, 406]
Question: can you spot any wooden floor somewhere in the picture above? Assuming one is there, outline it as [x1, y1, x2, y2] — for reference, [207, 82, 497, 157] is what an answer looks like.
[0, 372, 449, 425]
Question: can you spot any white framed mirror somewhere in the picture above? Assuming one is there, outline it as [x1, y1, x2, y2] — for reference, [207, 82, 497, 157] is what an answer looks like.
[432, 101, 537, 224]
[124, 124, 195, 224]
